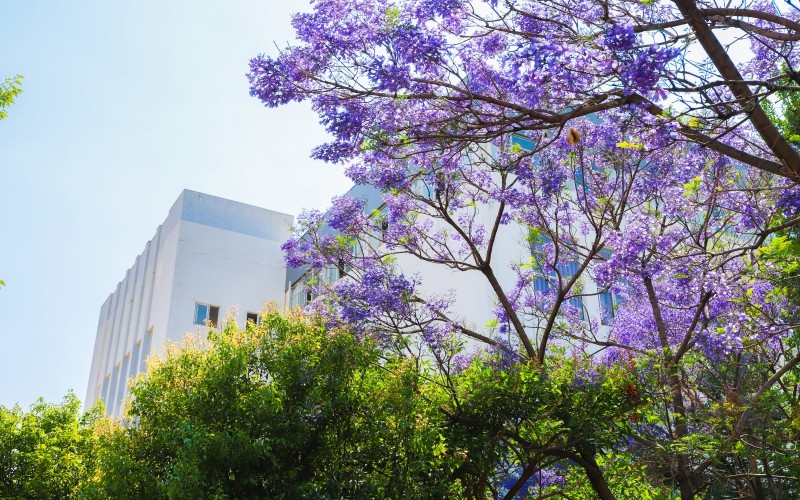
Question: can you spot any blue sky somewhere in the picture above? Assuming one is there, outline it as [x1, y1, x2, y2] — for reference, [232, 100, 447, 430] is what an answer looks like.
[0, 1, 352, 409]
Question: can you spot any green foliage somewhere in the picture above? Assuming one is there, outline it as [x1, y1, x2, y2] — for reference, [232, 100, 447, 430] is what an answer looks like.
[759, 234, 800, 307]
[446, 354, 664, 497]
[0, 75, 23, 120]
[84, 312, 468, 498]
[557, 453, 669, 499]
[8, 312, 793, 497]
[0, 392, 101, 499]
[80, 312, 669, 497]
[763, 66, 800, 146]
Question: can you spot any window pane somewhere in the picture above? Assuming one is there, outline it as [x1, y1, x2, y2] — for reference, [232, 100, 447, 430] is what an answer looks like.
[599, 292, 614, 325]
[209, 306, 220, 328]
[556, 261, 579, 279]
[194, 304, 209, 325]
[511, 134, 535, 151]
[533, 276, 550, 292]
[566, 296, 585, 320]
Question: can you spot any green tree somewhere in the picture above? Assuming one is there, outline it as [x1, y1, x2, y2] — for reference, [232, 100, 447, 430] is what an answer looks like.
[0, 392, 100, 499]
[83, 311, 469, 498]
[82, 311, 677, 498]
[0, 74, 22, 288]
[0, 75, 23, 120]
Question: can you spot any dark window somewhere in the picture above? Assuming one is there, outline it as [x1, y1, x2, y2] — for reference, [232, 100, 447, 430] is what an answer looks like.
[246, 312, 260, 325]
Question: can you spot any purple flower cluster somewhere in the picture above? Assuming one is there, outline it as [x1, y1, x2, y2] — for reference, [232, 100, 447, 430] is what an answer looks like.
[367, 56, 413, 93]
[777, 185, 800, 217]
[281, 209, 327, 268]
[311, 141, 355, 163]
[696, 326, 744, 363]
[411, 0, 464, 19]
[247, 54, 304, 108]
[332, 264, 417, 324]
[500, 467, 567, 498]
[318, 105, 364, 143]
[327, 195, 367, 233]
[603, 24, 637, 51]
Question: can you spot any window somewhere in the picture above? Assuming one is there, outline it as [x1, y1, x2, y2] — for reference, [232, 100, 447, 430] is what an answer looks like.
[289, 273, 316, 308]
[533, 264, 586, 320]
[372, 204, 390, 232]
[511, 133, 535, 151]
[194, 302, 219, 327]
[531, 237, 585, 320]
[599, 291, 615, 325]
[597, 249, 622, 325]
[246, 312, 260, 325]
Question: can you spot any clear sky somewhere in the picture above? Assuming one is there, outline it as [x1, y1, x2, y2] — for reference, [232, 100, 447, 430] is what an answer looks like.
[0, 1, 353, 409]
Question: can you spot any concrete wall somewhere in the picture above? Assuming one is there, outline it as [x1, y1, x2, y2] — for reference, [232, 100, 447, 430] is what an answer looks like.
[284, 183, 610, 352]
[85, 190, 292, 415]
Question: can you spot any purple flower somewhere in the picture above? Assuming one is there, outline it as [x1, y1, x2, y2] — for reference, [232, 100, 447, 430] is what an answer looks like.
[603, 25, 637, 51]
[777, 185, 800, 217]
[311, 141, 355, 163]
[327, 196, 367, 233]
[248, 54, 303, 107]
[620, 45, 680, 94]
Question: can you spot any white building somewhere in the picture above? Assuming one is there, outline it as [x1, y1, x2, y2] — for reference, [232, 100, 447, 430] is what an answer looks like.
[285, 183, 616, 346]
[89, 178, 614, 416]
[285, 184, 529, 332]
[85, 190, 292, 416]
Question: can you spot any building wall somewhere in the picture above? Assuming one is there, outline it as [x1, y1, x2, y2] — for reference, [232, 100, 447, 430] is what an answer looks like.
[285, 183, 612, 351]
[389, 206, 530, 333]
[162, 218, 290, 343]
[85, 190, 292, 415]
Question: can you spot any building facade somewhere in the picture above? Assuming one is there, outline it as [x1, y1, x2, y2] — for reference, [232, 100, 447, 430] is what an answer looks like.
[90, 178, 615, 416]
[285, 182, 617, 346]
[85, 190, 292, 416]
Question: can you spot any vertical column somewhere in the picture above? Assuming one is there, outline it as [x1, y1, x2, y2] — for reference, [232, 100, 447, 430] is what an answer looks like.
[118, 258, 141, 374]
[113, 270, 132, 363]
[101, 282, 124, 393]
[139, 331, 153, 374]
[106, 364, 120, 416]
[100, 375, 110, 408]
[86, 298, 111, 409]
[128, 340, 142, 387]
[131, 241, 151, 364]
[114, 353, 131, 416]
[139, 227, 162, 374]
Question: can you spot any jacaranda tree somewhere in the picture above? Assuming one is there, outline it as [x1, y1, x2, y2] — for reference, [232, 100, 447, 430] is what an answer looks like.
[249, 0, 800, 497]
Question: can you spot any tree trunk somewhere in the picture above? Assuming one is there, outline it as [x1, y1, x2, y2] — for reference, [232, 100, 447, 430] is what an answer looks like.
[579, 449, 616, 500]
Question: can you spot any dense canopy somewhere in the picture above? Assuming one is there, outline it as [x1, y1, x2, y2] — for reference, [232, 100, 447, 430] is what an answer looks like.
[250, 0, 800, 497]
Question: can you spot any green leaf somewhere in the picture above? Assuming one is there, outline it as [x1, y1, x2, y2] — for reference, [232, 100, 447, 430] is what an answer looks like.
[616, 140, 643, 150]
